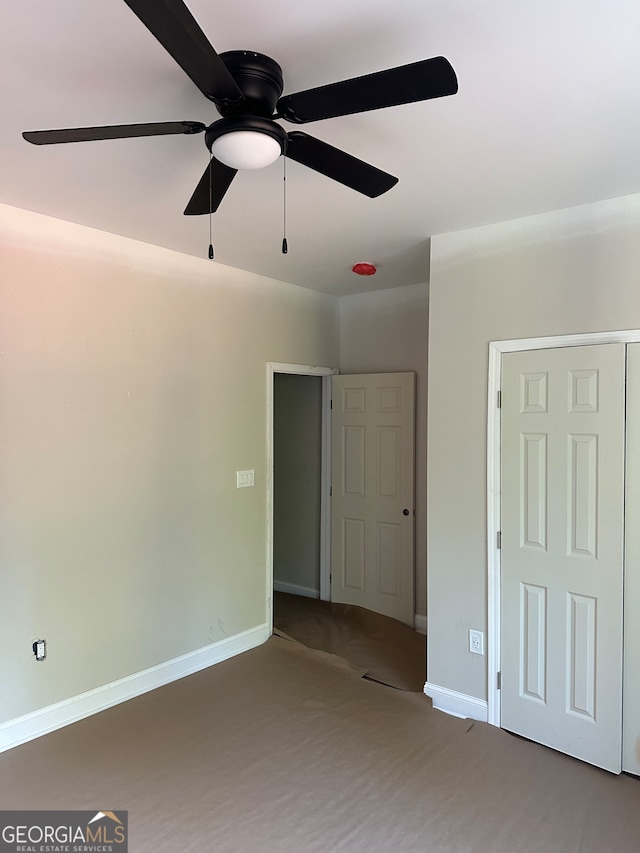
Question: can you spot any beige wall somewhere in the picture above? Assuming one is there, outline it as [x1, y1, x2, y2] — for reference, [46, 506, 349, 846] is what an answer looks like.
[339, 282, 429, 617]
[0, 204, 338, 723]
[427, 193, 640, 721]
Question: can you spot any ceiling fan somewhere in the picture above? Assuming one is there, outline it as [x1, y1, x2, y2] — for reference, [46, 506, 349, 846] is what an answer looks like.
[22, 0, 458, 217]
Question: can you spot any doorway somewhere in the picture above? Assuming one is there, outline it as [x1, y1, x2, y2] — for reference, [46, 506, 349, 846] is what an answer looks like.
[267, 364, 417, 627]
[267, 363, 424, 690]
[273, 372, 324, 599]
[266, 362, 336, 628]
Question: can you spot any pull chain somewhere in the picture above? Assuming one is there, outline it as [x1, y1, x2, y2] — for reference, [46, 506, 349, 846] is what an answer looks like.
[208, 151, 214, 260]
[281, 156, 288, 254]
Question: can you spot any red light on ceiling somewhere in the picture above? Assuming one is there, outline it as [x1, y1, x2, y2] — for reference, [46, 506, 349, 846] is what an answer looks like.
[352, 262, 377, 276]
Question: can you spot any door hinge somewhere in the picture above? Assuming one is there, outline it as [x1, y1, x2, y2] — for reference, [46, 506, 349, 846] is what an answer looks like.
[496, 530, 502, 549]
[330, 486, 333, 497]
[497, 389, 502, 408]
[497, 671, 502, 689]
[330, 398, 333, 409]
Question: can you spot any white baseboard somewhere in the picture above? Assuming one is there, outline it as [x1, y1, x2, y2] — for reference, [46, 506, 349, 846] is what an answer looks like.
[423, 681, 488, 722]
[0, 623, 270, 754]
[273, 580, 320, 599]
[414, 614, 427, 635]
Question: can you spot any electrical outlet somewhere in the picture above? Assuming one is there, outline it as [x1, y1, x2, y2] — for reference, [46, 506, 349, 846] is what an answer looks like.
[33, 639, 47, 661]
[469, 630, 484, 655]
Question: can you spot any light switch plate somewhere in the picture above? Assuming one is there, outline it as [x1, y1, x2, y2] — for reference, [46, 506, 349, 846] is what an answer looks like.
[236, 469, 255, 488]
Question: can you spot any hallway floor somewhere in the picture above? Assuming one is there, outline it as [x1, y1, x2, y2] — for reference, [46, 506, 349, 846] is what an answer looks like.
[273, 591, 426, 692]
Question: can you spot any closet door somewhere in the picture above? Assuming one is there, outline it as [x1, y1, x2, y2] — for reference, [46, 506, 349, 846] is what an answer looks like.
[624, 343, 640, 775]
[501, 344, 625, 773]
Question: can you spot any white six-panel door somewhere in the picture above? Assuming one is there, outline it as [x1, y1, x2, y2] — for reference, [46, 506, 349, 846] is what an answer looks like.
[331, 373, 415, 626]
[501, 344, 625, 773]
[623, 343, 640, 776]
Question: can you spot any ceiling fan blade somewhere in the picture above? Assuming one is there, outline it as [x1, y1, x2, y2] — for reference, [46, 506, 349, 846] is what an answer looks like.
[277, 56, 457, 124]
[285, 131, 397, 198]
[23, 121, 206, 145]
[184, 158, 237, 214]
[123, 0, 243, 104]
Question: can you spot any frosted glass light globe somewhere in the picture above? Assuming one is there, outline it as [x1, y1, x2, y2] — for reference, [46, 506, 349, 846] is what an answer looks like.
[211, 130, 281, 170]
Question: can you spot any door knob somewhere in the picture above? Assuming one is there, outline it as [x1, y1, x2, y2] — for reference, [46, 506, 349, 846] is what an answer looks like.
[403, 508, 410, 516]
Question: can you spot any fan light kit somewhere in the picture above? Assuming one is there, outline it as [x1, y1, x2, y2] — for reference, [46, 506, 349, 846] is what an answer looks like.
[205, 113, 289, 170]
[352, 262, 377, 276]
[211, 131, 281, 170]
[22, 0, 458, 257]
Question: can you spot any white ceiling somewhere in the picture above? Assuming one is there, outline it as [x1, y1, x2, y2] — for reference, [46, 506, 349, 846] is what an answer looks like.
[1, 1, 639, 296]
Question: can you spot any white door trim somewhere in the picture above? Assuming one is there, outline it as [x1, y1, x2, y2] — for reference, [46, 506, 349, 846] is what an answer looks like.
[486, 329, 640, 728]
[266, 363, 339, 629]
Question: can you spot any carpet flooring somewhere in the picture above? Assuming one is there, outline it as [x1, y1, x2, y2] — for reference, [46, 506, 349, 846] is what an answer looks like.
[0, 635, 638, 852]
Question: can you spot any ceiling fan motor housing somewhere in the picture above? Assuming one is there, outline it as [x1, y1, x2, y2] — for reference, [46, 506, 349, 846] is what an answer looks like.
[216, 51, 284, 118]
